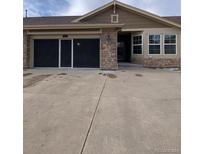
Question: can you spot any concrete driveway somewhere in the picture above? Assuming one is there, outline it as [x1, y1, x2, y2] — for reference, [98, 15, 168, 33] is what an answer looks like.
[24, 68, 181, 154]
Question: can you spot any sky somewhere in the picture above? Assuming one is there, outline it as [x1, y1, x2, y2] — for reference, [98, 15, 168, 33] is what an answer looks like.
[23, 0, 181, 17]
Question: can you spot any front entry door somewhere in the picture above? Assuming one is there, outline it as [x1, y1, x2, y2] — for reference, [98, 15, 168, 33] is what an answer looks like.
[61, 40, 72, 67]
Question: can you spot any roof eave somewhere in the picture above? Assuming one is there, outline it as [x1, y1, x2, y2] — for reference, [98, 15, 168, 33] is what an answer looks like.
[23, 23, 124, 30]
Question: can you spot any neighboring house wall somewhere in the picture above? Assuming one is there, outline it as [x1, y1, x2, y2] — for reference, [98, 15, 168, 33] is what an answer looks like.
[81, 6, 170, 29]
[131, 28, 181, 67]
[23, 31, 30, 68]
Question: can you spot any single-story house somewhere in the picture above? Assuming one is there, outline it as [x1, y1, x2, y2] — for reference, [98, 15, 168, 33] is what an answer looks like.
[23, 0, 181, 70]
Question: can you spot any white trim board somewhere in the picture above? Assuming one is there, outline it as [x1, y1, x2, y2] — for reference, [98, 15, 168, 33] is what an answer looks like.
[59, 39, 61, 68]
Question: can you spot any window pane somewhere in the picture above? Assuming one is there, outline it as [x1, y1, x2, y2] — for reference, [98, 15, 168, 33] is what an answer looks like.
[133, 45, 142, 54]
[165, 35, 176, 44]
[113, 16, 117, 21]
[149, 45, 160, 54]
[164, 45, 176, 54]
[149, 35, 160, 44]
[133, 36, 142, 44]
[111, 15, 118, 23]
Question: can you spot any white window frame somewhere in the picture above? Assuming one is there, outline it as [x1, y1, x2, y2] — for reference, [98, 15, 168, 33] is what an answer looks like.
[59, 39, 61, 68]
[132, 35, 143, 55]
[111, 14, 119, 23]
[163, 34, 177, 55]
[148, 34, 161, 55]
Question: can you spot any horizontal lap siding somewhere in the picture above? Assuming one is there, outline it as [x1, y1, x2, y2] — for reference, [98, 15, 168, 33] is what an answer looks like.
[81, 6, 169, 29]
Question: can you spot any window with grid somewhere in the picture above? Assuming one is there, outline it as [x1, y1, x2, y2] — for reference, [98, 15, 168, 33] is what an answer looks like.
[149, 35, 161, 54]
[133, 35, 143, 54]
[111, 14, 119, 23]
[164, 35, 176, 54]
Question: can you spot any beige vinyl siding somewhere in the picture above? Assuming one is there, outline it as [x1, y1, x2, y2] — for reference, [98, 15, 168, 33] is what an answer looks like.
[81, 6, 171, 29]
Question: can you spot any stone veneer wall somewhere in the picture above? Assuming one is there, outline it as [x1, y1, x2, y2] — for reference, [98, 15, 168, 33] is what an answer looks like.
[23, 31, 30, 68]
[100, 28, 118, 70]
[144, 58, 181, 68]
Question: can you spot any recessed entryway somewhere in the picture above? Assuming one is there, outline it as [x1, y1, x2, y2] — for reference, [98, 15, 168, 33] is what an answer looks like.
[117, 32, 131, 63]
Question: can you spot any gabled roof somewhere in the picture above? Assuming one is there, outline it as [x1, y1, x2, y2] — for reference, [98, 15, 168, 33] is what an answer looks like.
[72, 1, 180, 28]
[23, 1, 181, 29]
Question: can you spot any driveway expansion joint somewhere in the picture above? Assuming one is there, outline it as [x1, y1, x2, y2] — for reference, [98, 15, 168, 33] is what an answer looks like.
[80, 78, 107, 154]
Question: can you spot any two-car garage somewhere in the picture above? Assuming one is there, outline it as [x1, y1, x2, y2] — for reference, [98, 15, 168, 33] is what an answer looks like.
[34, 38, 100, 68]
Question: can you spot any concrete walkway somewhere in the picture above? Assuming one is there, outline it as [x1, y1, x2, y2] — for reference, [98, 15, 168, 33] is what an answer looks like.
[24, 68, 180, 154]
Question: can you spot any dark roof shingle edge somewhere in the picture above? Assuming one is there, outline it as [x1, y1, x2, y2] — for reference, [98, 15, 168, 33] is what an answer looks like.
[23, 16, 81, 25]
[23, 15, 181, 26]
[162, 16, 181, 24]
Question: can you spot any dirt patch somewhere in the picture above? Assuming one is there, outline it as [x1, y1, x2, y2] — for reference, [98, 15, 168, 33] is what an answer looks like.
[106, 73, 117, 79]
[99, 73, 117, 79]
[23, 73, 32, 77]
[58, 73, 67, 75]
[24, 74, 52, 88]
[135, 74, 143, 77]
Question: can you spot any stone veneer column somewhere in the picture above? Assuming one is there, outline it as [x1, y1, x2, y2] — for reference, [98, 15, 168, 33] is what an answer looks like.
[23, 31, 30, 69]
[100, 28, 118, 70]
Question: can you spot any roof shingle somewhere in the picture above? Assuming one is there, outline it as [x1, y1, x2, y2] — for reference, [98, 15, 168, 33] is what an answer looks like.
[23, 16, 80, 25]
[163, 16, 181, 24]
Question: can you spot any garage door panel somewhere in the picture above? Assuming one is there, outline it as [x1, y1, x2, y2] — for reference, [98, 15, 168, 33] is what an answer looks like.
[61, 40, 72, 67]
[34, 39, 59, 67]
[73, 39, 99, 68]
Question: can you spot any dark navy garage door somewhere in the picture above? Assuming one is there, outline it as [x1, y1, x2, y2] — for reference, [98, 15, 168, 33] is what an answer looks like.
[34, 39, 59, 67]
[61, 40, 72, 67]
[73, 39, 100, 68]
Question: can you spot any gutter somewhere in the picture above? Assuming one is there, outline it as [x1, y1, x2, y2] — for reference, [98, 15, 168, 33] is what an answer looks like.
[23, 24, 124, 30]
